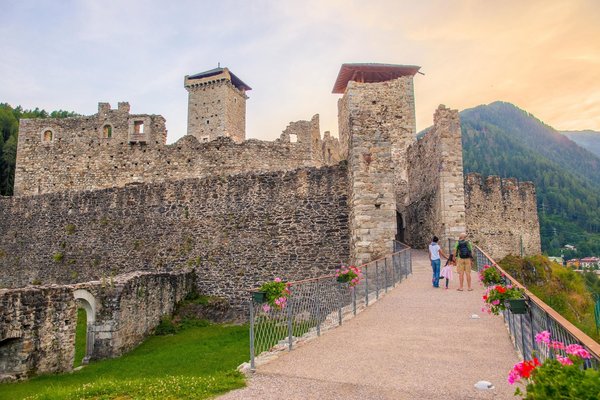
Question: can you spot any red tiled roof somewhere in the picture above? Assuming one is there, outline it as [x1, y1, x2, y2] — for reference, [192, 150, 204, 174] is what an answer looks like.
[332, 63, 421, 94]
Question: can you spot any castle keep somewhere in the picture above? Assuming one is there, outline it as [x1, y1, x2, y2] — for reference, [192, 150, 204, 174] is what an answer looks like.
[0, 64, 541, 380]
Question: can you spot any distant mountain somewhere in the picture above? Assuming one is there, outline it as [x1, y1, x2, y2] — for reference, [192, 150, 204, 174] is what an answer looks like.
[456, 101, 600, 257]
[561, 130, 600, 159]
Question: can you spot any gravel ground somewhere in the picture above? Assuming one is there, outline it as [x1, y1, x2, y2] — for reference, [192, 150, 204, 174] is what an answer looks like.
[220, 251, 520, 399]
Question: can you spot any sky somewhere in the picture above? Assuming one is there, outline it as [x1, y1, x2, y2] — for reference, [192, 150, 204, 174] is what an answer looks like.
[1, 0, 599, 143]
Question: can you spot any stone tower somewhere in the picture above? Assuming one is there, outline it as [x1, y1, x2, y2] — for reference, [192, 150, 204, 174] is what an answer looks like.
[184, 67, 251, 143]
[334, 63, 420, 263]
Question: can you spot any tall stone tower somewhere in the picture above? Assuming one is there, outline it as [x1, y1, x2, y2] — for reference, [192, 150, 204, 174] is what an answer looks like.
[334, 63, 420, 263]
[184, 67, 251, 143]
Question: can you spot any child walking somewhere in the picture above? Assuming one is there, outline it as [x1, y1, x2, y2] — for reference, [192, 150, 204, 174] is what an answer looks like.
[440, 254, 456, 289]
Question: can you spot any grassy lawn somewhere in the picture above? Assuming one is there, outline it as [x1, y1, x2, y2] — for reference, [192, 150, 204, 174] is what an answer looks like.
[73, 308, 87, 368]
[0, 323, 249, 400]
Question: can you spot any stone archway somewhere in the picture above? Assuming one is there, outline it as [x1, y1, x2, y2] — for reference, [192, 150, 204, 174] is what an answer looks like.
[73, 289, 96, 364]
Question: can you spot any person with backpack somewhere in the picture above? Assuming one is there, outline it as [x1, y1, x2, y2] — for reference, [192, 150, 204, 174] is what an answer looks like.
[454, 232, 473, 291]
[428, 236, 448, 288]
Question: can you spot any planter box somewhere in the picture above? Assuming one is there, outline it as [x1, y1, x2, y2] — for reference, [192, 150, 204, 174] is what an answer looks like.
[506, 298, 528, 314]
[252, 291, 267, 304]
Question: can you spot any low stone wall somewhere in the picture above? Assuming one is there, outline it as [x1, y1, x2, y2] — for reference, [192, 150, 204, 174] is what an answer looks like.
[0, 270, 195, 380]
[0, 286, 76, 381]
[464, 173, 541, 259]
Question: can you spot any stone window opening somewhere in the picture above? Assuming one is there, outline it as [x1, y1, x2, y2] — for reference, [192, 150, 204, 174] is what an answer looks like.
[134, 121, 144, 134]
[102, 124, 112, 138]
[42, 129, 54, 143]
[206, 120, 210, 125]
[289, 134, 298, 143]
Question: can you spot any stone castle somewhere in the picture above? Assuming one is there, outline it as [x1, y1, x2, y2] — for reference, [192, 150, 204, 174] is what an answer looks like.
[0, 63, 541, 380]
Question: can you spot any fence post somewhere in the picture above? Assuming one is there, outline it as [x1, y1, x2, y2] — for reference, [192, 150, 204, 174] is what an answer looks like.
[338, 284, 343, 326]
[376, 261, 380, 299]
[391, 255, 396, 287]
[287, 296, 293, 351]
[249, 299, 256, 370]
[365, 267, 369, 306]
[352, 287, 357, 316]
[520, 314, 527, 359]
[316, 280, 321, 337]
[384, 258, 388, 292]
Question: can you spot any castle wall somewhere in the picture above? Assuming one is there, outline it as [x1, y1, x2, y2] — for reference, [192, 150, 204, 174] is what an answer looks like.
[0, 270, 194, 380]
[14, 105, 339, 196]
[0, 166, 350, 312]
[464, 173, 541, 259]
[406, 105, 466, 248]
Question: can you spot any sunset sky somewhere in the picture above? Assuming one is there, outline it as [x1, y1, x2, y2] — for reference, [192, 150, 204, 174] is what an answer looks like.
[1, 0, 598, 142]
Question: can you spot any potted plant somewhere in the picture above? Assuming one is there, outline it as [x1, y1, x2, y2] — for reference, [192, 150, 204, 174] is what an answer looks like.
[256, 277, 291, 312]
[482, 284, 525, 315]
[479, 264, 504, 286]
[336, 265, 362, 287]
[509, 330, 597, 398]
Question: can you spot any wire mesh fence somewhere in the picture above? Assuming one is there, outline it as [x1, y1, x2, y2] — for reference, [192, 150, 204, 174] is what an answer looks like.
[249, 243, 412, 369]
[473, 245, 600, 368]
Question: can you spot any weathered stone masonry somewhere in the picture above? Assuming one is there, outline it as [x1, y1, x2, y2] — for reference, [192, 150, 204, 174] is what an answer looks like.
[405, 105, 466, 248]
[0, 270, 194, 381]
[465, 173, 541, 258]
[1, 166, 350, 306]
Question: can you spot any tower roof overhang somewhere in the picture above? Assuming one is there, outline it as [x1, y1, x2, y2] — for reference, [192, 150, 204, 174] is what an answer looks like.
[332, 63, 421, 94]
[187, 67, 252, 91]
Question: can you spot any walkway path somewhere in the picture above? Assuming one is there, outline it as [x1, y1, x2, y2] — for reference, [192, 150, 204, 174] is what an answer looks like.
[221, 251, 520, 399]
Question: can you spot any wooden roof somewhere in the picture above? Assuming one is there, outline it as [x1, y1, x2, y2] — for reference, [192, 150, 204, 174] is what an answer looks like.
[188, 67, 252, 91]
[332, 63, 421, 94]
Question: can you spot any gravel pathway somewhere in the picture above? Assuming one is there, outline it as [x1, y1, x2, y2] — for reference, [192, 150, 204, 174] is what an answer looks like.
[220, 251, 520, 399]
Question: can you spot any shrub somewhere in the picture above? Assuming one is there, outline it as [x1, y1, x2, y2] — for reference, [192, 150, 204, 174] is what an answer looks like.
[258, 278, 291, 312]
[65, 224, 76, 235]
[53, 252, 64, 263]
[479, 264, 503, 286]
[336, 265, 363, 287]
[154, 316, 178, 336]
[482, 284, 524, 315]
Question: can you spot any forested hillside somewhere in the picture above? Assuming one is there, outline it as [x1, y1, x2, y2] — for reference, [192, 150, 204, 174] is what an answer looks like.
[460, 102, 600, 257]
[562, 130, 600, 159]
[0, 103, 78, 195]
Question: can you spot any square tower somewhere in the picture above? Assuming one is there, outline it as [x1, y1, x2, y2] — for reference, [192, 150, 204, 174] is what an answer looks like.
[184, 67, 251, 143]
[334, 63, 420, 263]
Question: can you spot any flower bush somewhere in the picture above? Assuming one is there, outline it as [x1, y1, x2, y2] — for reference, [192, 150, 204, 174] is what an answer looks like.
[258, 277, 291, 313]
[479, 264, 504, 286]
[336, 265, 362, 287]
[508, 330, 598, 398]
[482, 284, 524, 315]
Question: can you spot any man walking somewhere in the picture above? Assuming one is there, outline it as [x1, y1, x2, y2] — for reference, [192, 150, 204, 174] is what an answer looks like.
[454, 232, 473, 291]
[429, 236, 447, 288]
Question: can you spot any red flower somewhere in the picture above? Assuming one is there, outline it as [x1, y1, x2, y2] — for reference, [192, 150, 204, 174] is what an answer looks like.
[497, 286, 507, 294]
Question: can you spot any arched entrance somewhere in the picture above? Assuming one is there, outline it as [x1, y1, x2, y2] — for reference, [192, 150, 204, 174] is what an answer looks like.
[73, 289, 96, 365]
[395, 211, 405, 243]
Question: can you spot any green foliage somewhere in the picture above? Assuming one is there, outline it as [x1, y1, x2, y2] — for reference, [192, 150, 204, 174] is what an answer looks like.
[65, 224, 76, 235]
[523, 359, 600, 399]
[499, 254, 599, 341]
[459, 102, 600, 257]
[0, 323, 248, 400]
[483, 284, 524, 315]
[154, 316, 179, 336]
[258, 279, 290, 309]
[52, 252, 64, 263]
[0, 103, 79, 196]
[479, 265, 503, 286]
[73, 309, 87, 368]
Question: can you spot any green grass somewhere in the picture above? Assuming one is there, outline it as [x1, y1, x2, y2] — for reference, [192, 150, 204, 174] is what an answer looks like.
[73, 309, 86, 368]
[0, 323, 249, 400]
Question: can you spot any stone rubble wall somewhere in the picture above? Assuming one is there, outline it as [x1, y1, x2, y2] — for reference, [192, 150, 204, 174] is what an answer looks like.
[464, 173, 541, 259]
[0, 286, 76, 380]
[405, 105, 466, 248]
[0, 270, 195, 380]
[15, 105, 341, 197]
[0, 165, 350, 313]
[279, 114, 342, 166]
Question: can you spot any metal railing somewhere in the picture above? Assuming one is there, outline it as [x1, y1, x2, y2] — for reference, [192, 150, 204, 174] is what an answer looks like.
[249, 242, 412, 369]
[473, 245, 600, 368]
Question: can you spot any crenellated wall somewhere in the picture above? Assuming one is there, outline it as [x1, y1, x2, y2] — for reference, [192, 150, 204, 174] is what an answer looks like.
[464, 173, 541, 259]
[14, 105, 341, 197]
[405, 105, 466, 248]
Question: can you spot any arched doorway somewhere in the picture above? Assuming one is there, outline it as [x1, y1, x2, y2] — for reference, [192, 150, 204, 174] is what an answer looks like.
[395, 211, 405, 243]
[73, 289, 96, 365]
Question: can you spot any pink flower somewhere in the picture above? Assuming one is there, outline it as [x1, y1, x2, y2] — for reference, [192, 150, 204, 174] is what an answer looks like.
[549, 340, 565, 350]
[556, 355, 573, 366]
[535, 331, 551, 344]
[274, 277, 282, 283]
[566, 344, 592, 359]
[262, 304, 271, 312]
[492, 300, 500, 306]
